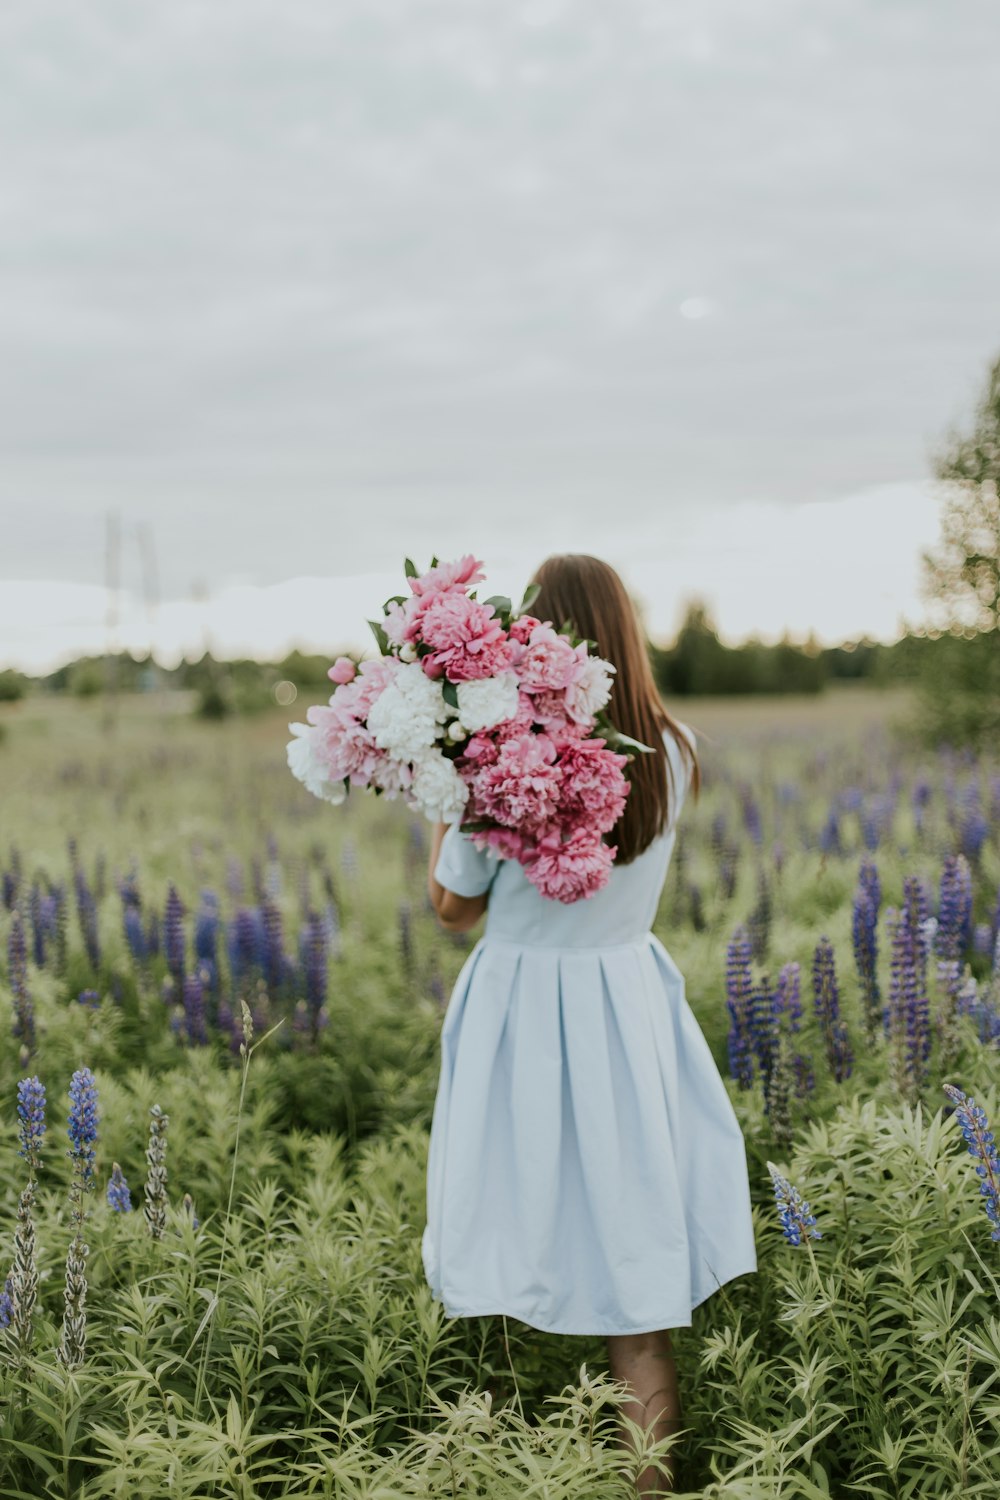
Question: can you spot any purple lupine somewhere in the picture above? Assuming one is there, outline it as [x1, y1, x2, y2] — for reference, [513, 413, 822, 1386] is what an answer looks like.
[719, 843, 739, 902]
[912, 776, 932, 835]
[774, 962, 802, 1034]
[194, 890, 221, 994]
[942, 1084, 1000, 1242]
[299, 910, 328, 1020]
[163, 884, 186, 986]
[76, 990, 100, 1009]
[3, 844, 23, 909]
[0, 1275, 13, 1327]
[818, 809, 842, 857]
[182, 972, 208, 1045]
[852, 871, 881, 1037]
[228, 906, 264, 992]
[29, 882, 46, 967]
[811, 937, 852, 1083]
[958, 785, 988, 865]
[7, 909, 35, 1062]
[740, 787, 763, 847]
[725, 926, 755, 1090]
[748, 972, 778, 1089]
[120, 872, 146, 962]
[937, 854, 974, 1000]
[886, 902, 931, 1100]
[260, 895, 287, 996]
[747, 868, 772, 962]
[144, 907, 160, 958]
[709, 812, 728, 858]
[73, 865, 100, 972]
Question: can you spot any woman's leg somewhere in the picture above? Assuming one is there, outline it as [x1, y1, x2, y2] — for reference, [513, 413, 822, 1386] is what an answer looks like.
[606, 1329, 683, 1496]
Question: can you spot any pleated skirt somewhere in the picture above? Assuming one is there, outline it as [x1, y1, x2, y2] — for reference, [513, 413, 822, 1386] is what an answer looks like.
[421, 933, 759, 1336]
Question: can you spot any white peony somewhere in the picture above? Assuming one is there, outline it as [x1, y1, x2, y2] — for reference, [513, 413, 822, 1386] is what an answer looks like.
[410, 751, 470, 823]
[366, 662, 449, 761]
[455, 669, 520, 733]
[564, 655, 615, 724]
[286, 723, 348, 804]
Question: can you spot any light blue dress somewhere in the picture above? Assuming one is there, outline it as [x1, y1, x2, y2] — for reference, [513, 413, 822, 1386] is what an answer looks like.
[422, 722, 758, 1336]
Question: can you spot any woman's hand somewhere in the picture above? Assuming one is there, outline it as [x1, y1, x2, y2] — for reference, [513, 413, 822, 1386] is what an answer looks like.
[427, 821, 489, 933]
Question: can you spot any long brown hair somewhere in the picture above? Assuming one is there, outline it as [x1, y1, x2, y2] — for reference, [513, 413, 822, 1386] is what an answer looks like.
[528, 554, 700, 864]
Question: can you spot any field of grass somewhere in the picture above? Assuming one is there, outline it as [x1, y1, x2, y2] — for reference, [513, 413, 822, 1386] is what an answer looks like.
[1, 682, 999, 1498]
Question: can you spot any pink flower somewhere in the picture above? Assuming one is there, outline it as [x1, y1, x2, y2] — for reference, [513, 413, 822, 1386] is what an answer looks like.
[524, 687, 572, 730]
[467, 732, 561, 830]
[410, 555, 486, 597]
[508, 614, 541, 645]
[306, 702, 383, 785]
[420, 593, 514, 682]
[384, 556, 488, 647]
[517, 623, 585, 693]
[465, 825, 530, 861]
[350, 656, 403, 717]
[551, 737, 630, 834]
[523, 828, 616, 903]
[328, 656, 357, 684]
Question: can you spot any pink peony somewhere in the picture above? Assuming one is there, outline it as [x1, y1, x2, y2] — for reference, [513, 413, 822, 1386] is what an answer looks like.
[517, 623, 585, 693]
[306, 702, 384, 785]
[551, 737, 630, 834]
[419, 593, 514, 682]
[465, 825, 531, 861]
[523, 828, 616, 903]
[328, 656, 357, 684]
[525, 687, 572, 730]
[466, 732, 561, 830]
[410, 555, 486, 597]
[508, 613, 541, 645]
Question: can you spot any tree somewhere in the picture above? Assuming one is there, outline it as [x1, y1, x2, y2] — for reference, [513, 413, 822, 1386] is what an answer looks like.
[917, 355, 1000, 744]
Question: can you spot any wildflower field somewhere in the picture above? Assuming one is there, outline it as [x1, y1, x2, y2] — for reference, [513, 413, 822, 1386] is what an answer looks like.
[1, 684, 999, 1499]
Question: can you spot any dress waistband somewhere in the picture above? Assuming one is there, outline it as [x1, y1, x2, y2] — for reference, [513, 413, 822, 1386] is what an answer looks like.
[478, 932, 656, 954]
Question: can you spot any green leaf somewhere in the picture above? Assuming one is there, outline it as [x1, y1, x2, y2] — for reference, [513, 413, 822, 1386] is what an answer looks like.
[482, 595, 511, 617]
[367, 619, 390, 655]
[430, 555, 439, 569]
[404, 558, 418, 579]
[517, 582, 540, 614]
[442, 681, 459, 709]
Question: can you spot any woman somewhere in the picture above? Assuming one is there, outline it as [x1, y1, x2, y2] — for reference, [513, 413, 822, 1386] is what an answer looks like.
[423, 553, 758, 1495]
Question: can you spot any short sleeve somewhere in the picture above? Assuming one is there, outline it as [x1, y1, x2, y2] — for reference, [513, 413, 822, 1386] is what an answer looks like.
[433, 823, 500, 898]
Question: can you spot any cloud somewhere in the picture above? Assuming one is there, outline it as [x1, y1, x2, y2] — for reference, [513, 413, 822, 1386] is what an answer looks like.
[0, 0, 997, 640]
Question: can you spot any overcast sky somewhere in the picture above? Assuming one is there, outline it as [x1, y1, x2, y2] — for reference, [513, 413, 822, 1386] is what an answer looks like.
[2, 0, 999, 671]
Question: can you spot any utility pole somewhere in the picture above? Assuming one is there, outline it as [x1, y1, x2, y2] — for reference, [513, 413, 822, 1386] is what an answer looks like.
[103, 509, 120, 733]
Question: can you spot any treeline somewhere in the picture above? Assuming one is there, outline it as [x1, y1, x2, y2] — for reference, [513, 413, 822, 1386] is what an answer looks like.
[0, 603, 965, 713]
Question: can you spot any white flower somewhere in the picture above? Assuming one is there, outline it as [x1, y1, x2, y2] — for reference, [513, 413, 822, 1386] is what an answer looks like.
[410, 752, 469, 823]
[286, 723, 348, 804]
[366, 662, 449, 761]
[564, 655, 615, 724]
[455, 670, 520, 733]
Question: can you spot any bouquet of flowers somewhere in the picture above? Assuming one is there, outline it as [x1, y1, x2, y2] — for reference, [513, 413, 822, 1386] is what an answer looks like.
[286, 556, 651, 902]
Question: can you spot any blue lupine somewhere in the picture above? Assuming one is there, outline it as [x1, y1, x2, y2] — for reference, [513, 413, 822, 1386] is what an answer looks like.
[725, 926, 755, 1089]
[77, 989, 100, 1009]
[106, 1162, 132, 1213]
[775, 961, 802, 1033]
[766, 1161, 822, 1246]
[812, 937, 852, 1083]
[164, 884, 185, 986]
[942, 1084, 1000, 1242]
[748, 973, 777, 1086]
[937, 854, 974, 1000]
[228, 907, 264, 990]
[0, 1274, 13, 1327]
[67, 1068, 100, 1184]
[123, 904, 146, 962]
[17, 1075, 46, 1175]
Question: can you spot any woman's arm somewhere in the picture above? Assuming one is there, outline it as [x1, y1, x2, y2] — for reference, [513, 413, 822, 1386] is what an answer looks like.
[427, 821, 489, 933]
